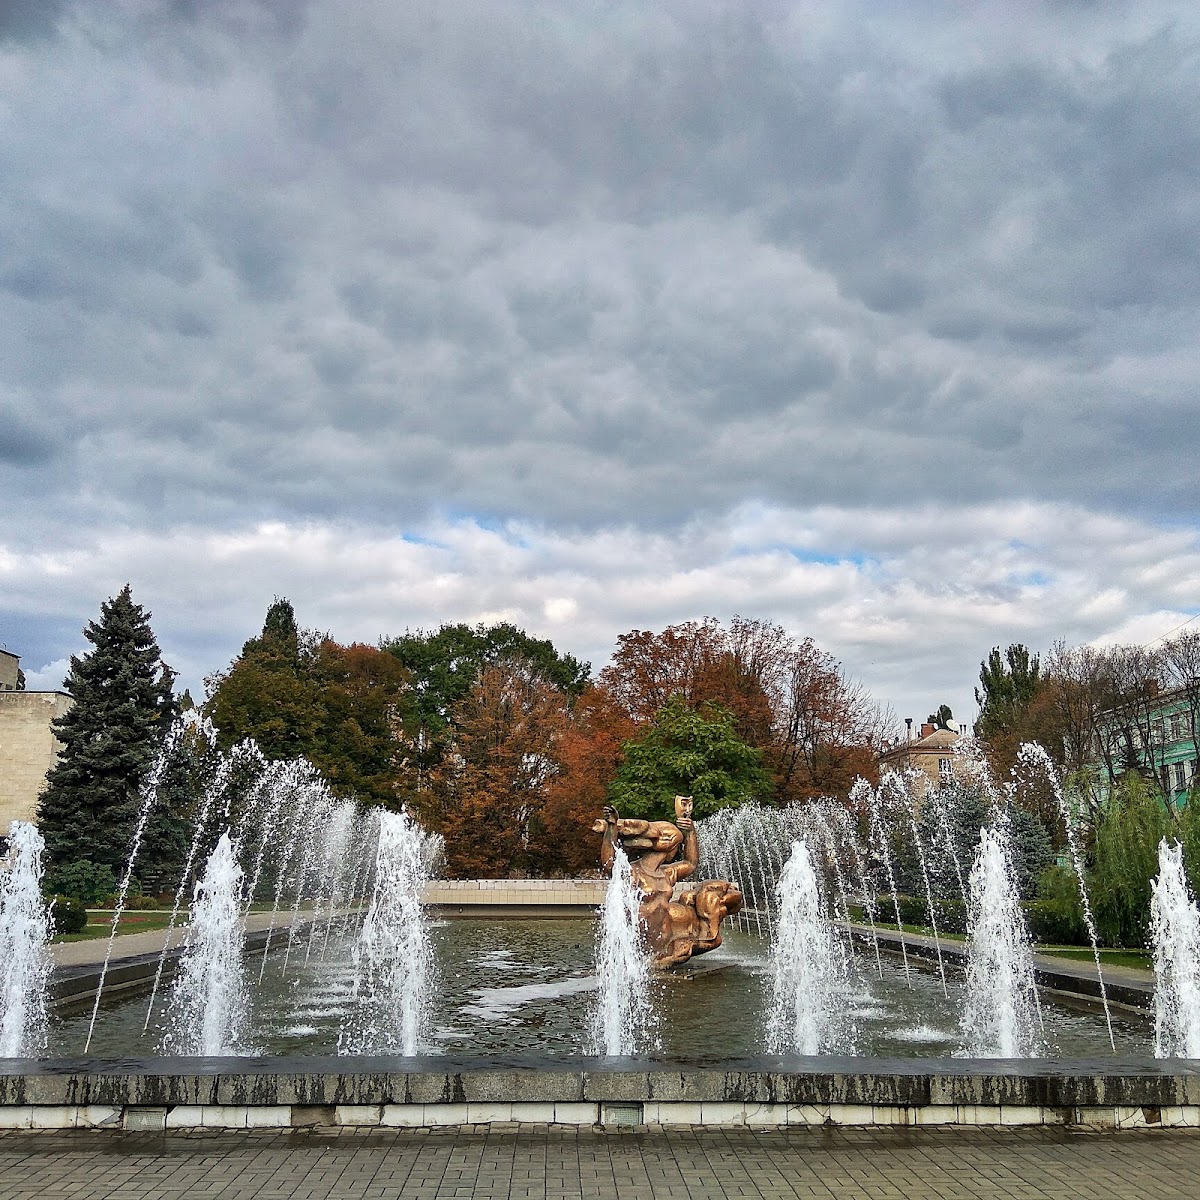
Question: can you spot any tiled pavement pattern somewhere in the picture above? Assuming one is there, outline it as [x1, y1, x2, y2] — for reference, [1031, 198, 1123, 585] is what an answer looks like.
[1, 1125, 1199, 1200]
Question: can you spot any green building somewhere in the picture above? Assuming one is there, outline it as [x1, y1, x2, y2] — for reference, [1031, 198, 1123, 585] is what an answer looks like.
[1090, 685, 1200, 806]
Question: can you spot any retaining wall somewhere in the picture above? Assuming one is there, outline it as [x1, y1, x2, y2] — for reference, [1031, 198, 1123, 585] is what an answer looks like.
[422, 878, 605, 917]
[1, 1058, 1199, 1131]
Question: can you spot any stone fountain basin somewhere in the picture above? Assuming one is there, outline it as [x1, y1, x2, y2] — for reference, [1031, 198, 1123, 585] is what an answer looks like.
[0, 1055, 1198, 1130]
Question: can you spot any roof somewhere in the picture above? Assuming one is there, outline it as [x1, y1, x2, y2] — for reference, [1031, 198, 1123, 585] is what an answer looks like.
[878, 727, 962, 759]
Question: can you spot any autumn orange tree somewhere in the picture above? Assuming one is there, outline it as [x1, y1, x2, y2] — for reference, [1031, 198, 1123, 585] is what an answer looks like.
[537, 685, 638, 875]
[598, 616, 885, 805]
[427, 659, 569, 877]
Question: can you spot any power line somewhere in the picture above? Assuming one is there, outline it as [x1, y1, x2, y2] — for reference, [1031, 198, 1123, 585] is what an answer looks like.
[1142, 611, 1200, 649]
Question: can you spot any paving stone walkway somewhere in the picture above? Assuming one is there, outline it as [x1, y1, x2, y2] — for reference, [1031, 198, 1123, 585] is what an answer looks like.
[1, 1125, 1199, 1199]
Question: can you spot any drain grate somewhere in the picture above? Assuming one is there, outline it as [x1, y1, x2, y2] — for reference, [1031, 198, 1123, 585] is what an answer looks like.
[601, 1102, 644, 1127]
[122, 1107, 167, 1131]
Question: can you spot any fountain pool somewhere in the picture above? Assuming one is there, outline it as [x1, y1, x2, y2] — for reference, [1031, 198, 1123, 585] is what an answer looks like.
[49, 918, 1146, 1060]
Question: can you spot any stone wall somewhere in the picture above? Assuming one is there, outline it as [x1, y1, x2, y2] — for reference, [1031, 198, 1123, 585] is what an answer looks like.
[0, 691, 73, 830]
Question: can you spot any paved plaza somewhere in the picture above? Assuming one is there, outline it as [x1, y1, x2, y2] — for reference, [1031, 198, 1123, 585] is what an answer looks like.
[0, 1125, 1198, 1200]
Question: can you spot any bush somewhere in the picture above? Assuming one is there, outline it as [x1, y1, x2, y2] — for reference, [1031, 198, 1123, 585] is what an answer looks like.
[1029, 865, 1086, 945]
[49, 895, 87, 935]
[44, 859, 117, 905]
[124, 895, 160, 911]
[1025, 899, 1085, 945]
[1176, 792, 1200, 896]
[932, 897, 968, 935]
[876, 894, 967, 935]
[869, 878, 1091, 947]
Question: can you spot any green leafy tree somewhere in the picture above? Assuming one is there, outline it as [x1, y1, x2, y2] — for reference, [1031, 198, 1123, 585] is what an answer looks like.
[608, 697, 771, 821]
[1088, 773, 1169, 947]
[206, 599, 322, 761]
[207, 600, 413, 807]
[37, 585, 174, 873]
[975, 644, 1041, 741]
[308, 639, 412, 807]
[45, 859, 117, 905]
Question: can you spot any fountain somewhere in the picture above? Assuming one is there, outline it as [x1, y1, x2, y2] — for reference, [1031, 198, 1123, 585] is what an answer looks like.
[0, 822, 51, 1058]
[1018, 741, 1115, 1048]
[960, 825, 1044, 1058]
[1150, 839, 1200, 1058]
[590, 846, 654, 1056]
[0, 714, 1186, 1133]
[766, 840, 856, 1055]
[160, 831, 252, 1056]
[339, 809, 438, 1056]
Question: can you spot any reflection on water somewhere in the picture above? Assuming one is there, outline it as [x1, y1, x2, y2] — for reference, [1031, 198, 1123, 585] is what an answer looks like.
[49, 918, 1151, 1059]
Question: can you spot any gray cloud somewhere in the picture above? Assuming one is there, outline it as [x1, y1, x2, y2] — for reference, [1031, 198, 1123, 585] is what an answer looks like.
[2, 3, 1200, 530]
[3, 1, 1200, 713]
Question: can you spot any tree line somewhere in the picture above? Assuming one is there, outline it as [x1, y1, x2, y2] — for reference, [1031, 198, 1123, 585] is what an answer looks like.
[210, 607, 889, 877]
[975, 631, 1200, 819]
[972, 630, 1200, 948]
[35, 588, 889, 891]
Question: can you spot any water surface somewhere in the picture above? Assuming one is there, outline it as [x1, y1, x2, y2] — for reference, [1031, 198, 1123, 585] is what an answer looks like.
[50, 918, 1150, 1059]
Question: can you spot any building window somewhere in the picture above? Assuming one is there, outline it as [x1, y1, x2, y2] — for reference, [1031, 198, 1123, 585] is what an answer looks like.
[1171, 713, 1185, 742]
[1177, 762, 1190, 794]
[938, 758, 954, 782]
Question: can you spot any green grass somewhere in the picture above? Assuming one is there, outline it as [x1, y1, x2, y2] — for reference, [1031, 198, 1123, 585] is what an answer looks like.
[849, 914, 1154, 972]
[885, 921, 966, 941]
[50, 900, 313, 943]
[846, 911, 966, 941]
[52, 910, 181, 944]
[1034, 945, 1153, 972]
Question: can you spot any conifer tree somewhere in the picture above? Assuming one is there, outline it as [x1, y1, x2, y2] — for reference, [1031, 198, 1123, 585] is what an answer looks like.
[38, 585, 173, 878]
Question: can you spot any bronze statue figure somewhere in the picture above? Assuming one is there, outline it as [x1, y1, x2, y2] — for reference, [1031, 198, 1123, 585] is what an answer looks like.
[594, 796, 743, 969]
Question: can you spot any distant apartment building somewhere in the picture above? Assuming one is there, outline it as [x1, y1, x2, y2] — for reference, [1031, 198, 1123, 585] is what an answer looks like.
[877, 719, 968, 791]
[0, 651, 73, 842]
[0, 648, 20, 690]
[1088, 684, 1200, 807]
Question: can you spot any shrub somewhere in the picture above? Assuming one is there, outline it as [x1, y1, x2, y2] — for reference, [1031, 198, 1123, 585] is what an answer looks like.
[1029, 864, 1086, 945]
[44, 859, 117, 905]
[875, 894, 967, 935]
[49, 895, 87, 935]
[932, 897, 968, 935]
[124, 895, 160, 911]
[1175, 791, 1200, 896]
[1025, 899, 1085, 945]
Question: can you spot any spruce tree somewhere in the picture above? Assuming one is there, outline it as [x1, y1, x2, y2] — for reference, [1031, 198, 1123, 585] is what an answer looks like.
[136, 665, 201, 893]
[38, 585, 173, 878]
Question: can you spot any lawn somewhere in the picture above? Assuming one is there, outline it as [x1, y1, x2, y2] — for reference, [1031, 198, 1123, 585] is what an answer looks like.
[1034, 945, 1153, 972]
[847, 915, 1152, 971]
[49, 901, 322, 943]
[52, 910, 181, 943]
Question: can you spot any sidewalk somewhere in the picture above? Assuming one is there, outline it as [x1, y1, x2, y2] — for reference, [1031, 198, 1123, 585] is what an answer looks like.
[50, 911, 303, 969]
[0, 1124, 1197, 1200]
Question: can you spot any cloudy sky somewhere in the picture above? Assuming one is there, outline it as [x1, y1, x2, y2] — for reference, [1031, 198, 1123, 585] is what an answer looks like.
[3, 0, 1199, 726]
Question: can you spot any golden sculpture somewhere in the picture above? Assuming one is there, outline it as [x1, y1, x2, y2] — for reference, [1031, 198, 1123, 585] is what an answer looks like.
[594, 796, 743, 969]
